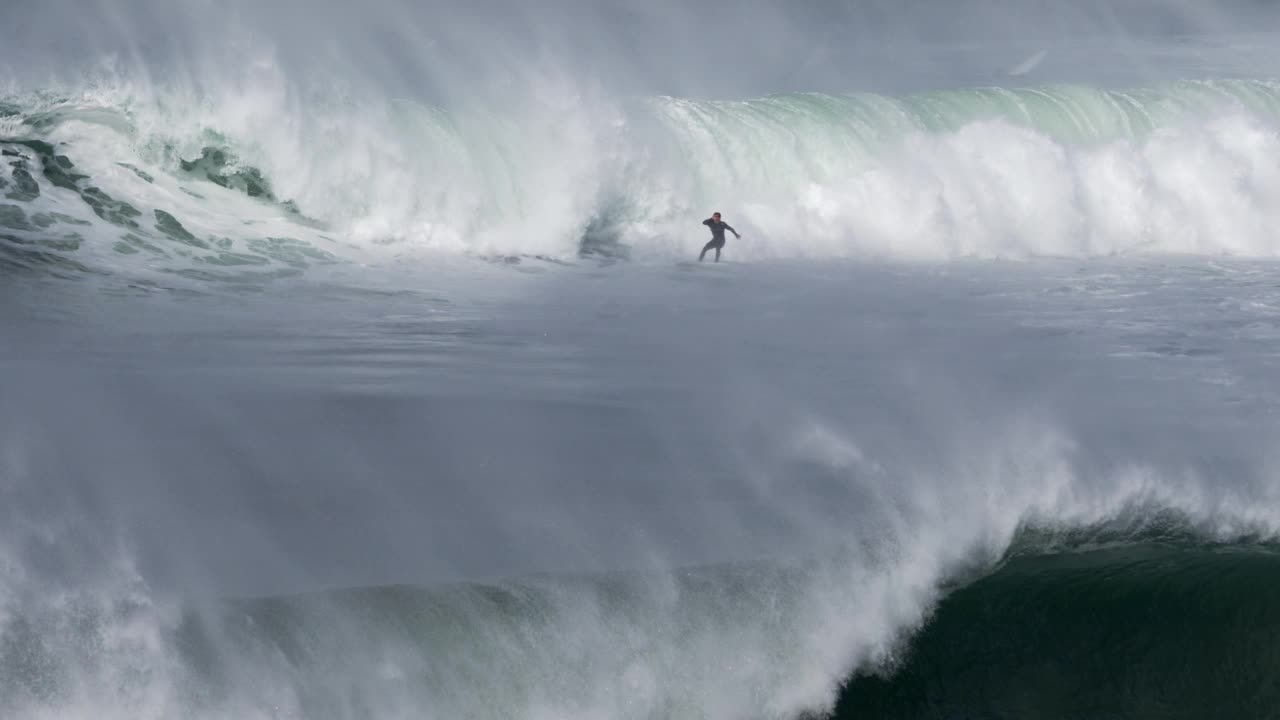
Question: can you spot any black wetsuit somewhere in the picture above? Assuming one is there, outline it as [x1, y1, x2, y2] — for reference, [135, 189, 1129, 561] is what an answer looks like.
[699, 218, 737, 261]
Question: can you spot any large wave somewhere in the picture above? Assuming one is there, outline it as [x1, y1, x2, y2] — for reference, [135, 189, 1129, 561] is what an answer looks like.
[4, 412, 1280, 719]
[6, 314, 1280, 719]
[4, 454, 1279, 720]
[6, 77, 1280, 275]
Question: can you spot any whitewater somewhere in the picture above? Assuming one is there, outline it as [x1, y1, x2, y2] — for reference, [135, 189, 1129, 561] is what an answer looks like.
[10, 76, 1280, 266]
[7, 1, 1280, 718]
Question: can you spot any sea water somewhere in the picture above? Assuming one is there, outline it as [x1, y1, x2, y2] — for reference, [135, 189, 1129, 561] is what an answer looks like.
[5, 1, 1280, 718]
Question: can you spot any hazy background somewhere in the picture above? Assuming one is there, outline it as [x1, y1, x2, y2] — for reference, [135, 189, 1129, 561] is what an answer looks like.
[9, 0, 1280, 99]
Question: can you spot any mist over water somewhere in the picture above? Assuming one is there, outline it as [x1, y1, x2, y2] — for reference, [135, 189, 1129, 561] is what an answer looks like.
[6, 1, 1280, 718]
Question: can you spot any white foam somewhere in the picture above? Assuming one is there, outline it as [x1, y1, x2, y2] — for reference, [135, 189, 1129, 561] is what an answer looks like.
[12, 76, 1280, 267]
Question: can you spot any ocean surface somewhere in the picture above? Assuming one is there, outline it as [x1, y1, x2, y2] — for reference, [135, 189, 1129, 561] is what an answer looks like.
[6, 1, 1280, 718]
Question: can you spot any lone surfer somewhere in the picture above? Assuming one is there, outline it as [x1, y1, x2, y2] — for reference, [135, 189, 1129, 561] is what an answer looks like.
[699, 212, 740, 262]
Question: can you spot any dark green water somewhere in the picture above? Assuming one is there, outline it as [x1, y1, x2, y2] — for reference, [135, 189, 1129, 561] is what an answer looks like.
[835, 542, 1280, 719]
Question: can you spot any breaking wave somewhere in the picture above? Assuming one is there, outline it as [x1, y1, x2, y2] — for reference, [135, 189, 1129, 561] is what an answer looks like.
[6, 77, 1280, 277]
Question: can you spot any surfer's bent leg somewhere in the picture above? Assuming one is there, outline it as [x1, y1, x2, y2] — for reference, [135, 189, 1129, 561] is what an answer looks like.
[699, 239, 718, 261]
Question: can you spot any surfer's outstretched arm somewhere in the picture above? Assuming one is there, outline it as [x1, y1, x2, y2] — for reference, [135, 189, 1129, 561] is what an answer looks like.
[724, 223, 739, 237]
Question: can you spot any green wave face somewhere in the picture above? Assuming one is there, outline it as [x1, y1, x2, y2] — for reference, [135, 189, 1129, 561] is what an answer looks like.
[838, 541, 1280, 719]
[655, 78, 1280, 156]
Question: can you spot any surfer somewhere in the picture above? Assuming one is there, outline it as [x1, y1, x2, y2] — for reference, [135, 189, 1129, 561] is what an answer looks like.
[699, 212, 740, 262]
